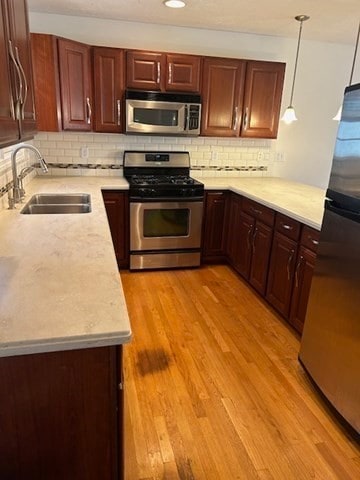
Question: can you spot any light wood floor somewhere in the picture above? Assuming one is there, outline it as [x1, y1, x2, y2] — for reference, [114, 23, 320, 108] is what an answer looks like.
[121, 265, 360, 480]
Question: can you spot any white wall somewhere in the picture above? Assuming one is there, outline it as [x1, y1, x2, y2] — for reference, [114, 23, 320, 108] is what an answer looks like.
[29, 12, 359, 189]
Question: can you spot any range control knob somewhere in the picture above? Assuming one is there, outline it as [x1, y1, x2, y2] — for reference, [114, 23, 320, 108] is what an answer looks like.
[139, 188, 156, 197]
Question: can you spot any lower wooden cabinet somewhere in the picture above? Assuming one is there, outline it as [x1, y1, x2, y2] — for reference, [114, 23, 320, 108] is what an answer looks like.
[227, 195, 252, 276]
[102, 190, 129, 269]
[202, 191, 229, 263]
[0, 346, 124, 480]
[288, 226, 320, 334]
[249, 220, 273, 295]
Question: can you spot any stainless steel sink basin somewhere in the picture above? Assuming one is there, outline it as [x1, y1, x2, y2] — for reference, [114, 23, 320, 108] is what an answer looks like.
[24, 193, 91, 205]
[21, 193, 91, 215]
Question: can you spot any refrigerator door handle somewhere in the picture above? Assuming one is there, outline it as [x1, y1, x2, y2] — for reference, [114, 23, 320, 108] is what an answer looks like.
[325, 199, 360, 223]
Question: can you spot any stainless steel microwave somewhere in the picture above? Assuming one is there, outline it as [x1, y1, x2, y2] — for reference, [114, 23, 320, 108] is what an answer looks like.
[125, 90, 201, 136]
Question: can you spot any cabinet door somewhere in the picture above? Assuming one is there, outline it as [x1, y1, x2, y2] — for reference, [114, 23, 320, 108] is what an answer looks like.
[230, 209, 254, 279]
[266, 231, 297, 316]
[31, 33, 62, 132]
[6, 0, 36, 139]
[241, 61, 285, 139]
[0, 346, 121, 480]
[58, 38, 92, 131]
[0, 0, 18, 146]
[201, 58, 246, 137]
[93, 47, 124, 133]
[289, 246, 316, 334]
[202, 191, 228, 262]
[126, 50, 163, 91]
[102, 190, 129, 269]
[166, 54, 201, 92]
[249, 221, 273, 295]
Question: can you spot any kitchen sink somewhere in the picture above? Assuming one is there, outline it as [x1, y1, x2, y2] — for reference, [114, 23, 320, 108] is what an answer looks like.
[21, 193, 91, 215]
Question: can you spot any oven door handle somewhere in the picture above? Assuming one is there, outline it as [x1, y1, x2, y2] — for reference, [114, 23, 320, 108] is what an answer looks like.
[130, 196, 204, 203]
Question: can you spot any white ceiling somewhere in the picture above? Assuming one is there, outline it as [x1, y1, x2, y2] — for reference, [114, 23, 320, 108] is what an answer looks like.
[28, 0, 359, 45]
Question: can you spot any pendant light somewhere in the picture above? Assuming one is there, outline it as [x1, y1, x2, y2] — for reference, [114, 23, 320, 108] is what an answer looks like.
[333, 21, 360, 121]
[281, 15, 310, 124]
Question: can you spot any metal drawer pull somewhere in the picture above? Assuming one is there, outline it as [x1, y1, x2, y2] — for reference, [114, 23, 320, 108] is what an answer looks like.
[310, 238, 319, 245]
[281, 223, 293, 230]
[250, 207, 262, 215]
[168, 63, 172, 83]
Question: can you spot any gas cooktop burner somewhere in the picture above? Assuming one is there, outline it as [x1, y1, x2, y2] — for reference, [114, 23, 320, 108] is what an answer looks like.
[130, 174, 200, 187]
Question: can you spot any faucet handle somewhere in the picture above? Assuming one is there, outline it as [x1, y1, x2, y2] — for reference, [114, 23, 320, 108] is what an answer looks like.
[40, 157, 48, 173]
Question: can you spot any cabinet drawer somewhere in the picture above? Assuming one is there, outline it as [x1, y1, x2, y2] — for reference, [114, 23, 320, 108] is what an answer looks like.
[300, 225, 320, 252]
[275, 213, 301, 241]
[242, 197, 275, 226]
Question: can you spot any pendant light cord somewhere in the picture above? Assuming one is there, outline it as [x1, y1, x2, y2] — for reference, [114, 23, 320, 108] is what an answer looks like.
[289, 19, 305, 106]
[349, 21, 360, 85]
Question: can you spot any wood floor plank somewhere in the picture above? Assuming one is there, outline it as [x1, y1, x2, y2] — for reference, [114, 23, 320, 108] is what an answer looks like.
[121, 265, 360, 479]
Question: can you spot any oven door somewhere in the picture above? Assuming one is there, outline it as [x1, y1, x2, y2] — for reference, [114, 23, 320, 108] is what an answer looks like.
[130, 200, 203, 251]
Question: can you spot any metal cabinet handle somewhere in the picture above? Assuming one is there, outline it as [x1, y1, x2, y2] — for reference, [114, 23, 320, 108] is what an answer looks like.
[168, 63, 172, 83]
[281, 223, 293, 231]
[8, 40, 22, 120]
[252, 227, 258, 251]
[14, 46, 28, 120]
[247, 225, 253, 249]
[184, 104, 189, 131]
[295, 255, 304, 288]
[157, 61, 161, 84]
[86, 97, 92, 124]
[117, 99, 121, 126]
[243, 107, 248, 130]
[287, 249, 295, 281]
[232, 106, 238, 130]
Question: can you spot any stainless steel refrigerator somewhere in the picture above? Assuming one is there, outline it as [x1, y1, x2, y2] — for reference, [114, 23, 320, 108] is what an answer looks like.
[299, 82, 360, 434]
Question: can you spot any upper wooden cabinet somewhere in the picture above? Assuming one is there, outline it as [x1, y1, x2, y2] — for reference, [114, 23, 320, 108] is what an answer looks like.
[201, 58, 285, 139]
[58, 38, 93, 131]
[201, 58, 246, 137]
[0, 0, 36, 147]
[126, 50, 201, 92]
[93, 47, 124, 133]
[31, 33, 61, 131]
[242, 61, 285, 139]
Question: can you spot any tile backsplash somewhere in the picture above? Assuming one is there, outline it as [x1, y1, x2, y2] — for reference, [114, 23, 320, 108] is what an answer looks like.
[0, 132, 278, 211]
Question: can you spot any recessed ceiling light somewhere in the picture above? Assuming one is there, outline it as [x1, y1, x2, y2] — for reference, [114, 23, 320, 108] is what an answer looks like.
[164, 0, 186, 8]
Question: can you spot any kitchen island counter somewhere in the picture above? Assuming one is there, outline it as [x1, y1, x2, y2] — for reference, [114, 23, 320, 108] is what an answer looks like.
[0, 176, 130, 358]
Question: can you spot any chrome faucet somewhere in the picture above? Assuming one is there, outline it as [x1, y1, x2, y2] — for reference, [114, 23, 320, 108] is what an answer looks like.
[9, 143, 48, 209]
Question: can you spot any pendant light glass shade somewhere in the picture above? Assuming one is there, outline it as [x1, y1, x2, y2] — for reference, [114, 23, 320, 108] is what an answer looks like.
[281, 15, 310, 125]
[333, 21, 360, 121]
[164, 0, 186, 8]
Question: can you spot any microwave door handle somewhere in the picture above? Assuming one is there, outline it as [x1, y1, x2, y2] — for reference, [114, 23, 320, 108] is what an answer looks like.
[184, 105, 189, 131]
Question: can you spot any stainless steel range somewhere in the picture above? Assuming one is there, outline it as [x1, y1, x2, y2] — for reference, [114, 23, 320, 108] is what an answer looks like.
[124, 151, 204, 270]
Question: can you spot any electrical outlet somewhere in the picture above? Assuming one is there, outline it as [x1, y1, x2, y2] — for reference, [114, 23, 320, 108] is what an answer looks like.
[80, 146, 89, 159]
[257, 151, 264, 162]
[276, 152, 285, 162]
[211, 151, 218, 161]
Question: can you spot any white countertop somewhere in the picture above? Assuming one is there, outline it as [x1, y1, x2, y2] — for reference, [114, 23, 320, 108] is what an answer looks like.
[199, 177, 325, 230]
[0, 174, 325, 358]
[0, 176, 130, 357]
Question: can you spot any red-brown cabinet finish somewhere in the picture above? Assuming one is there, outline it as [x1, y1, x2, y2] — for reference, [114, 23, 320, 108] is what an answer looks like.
[0, 346, 124, 480]
[93, 47, 124, 133]
[202, 191, 229, 263]
[102, 190, 129, 269]
[126, 50, 201, 92]
[288, 225, 320, 334]
[6, 0, 36, 139]
[31, 33, 62, 131]
[201, 57, 246, 137]
[0, 0, 36, 146]
[58, 37, 93, 131]
[229, 209, 254, 278]
[242, 61, 285, 139]
[266, 231, 298, 316]
[249, 221, 273, 295]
